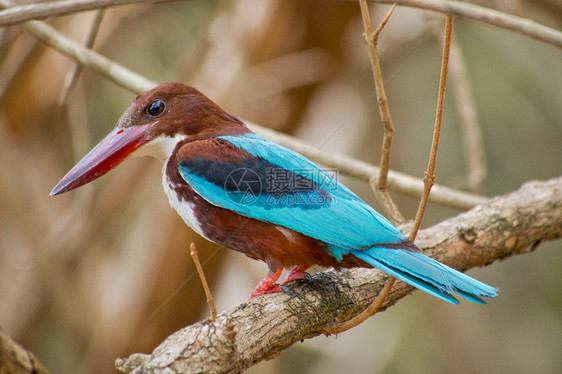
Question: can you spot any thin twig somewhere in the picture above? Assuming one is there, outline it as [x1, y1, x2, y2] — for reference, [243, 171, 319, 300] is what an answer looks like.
[410, 10, 454, 241]
[370, 177, 404, 224]
[340, 8, 457, 331]
[359, 1, 404, 225]
[370, 3, 396, 191]
[321, 2, 401, 336]
[2, 0, 561, 50]
[190, 242, 217, 321]
[372, 0, 562, 50]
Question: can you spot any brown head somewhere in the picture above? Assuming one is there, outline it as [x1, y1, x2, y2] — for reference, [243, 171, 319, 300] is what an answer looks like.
[50, 82, 249, 196]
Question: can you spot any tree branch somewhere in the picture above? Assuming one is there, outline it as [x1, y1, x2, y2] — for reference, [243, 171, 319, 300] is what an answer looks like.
[359, 2, 405, 224]
[3, 0, 561, 50]
[115, 176, 562, 374]
[410, 9, 453, 239]
[373, 0, 562, 49]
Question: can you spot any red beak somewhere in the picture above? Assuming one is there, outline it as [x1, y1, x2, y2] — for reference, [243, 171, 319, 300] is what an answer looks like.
[50, 124, 153, 196]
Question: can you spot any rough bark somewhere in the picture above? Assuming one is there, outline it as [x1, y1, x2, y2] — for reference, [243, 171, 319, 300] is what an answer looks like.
[115, 176, 562, 374]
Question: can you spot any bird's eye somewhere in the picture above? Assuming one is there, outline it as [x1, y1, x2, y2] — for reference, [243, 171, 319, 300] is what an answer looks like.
[146, 99, 166, 117]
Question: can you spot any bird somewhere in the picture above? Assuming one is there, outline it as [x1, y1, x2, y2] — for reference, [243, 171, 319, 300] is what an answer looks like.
[50, 82, 498, 303]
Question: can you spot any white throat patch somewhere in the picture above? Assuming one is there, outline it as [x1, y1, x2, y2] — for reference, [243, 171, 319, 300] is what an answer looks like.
[133, 133, 187, 163]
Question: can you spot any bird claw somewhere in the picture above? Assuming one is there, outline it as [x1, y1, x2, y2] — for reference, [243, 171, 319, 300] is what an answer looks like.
[279, 284, 292, 296]
[249, 266, 311, 299]
[249, 269, 283, 299]
[281, 265, 310, 285]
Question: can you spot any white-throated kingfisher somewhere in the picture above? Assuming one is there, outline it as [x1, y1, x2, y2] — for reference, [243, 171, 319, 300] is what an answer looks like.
[51, 82, 498, 303]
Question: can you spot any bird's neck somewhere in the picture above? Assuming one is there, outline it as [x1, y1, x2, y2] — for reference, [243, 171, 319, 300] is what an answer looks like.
[133, 133, 187, 163]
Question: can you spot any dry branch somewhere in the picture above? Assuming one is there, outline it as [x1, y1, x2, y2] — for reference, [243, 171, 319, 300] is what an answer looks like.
[321, 2, 402, 334]
[373, 0, 562, 49]
[115, 176, 562, 374]
[359, 2, 404, 224]
[190, 243, 217, 321]
[3, 0, 561, 50]
[410, 10, 453, 240]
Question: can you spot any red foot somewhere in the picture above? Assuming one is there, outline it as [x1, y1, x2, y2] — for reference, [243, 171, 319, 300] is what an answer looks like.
[282, 265, 310, 285]
[249, 269, 283, 299]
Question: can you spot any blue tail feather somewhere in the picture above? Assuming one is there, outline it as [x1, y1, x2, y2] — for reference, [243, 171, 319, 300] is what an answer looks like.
[351, 248, 498, 304]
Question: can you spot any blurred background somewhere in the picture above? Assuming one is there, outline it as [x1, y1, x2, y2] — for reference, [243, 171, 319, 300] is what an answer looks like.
[1, 0, 561, 373]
